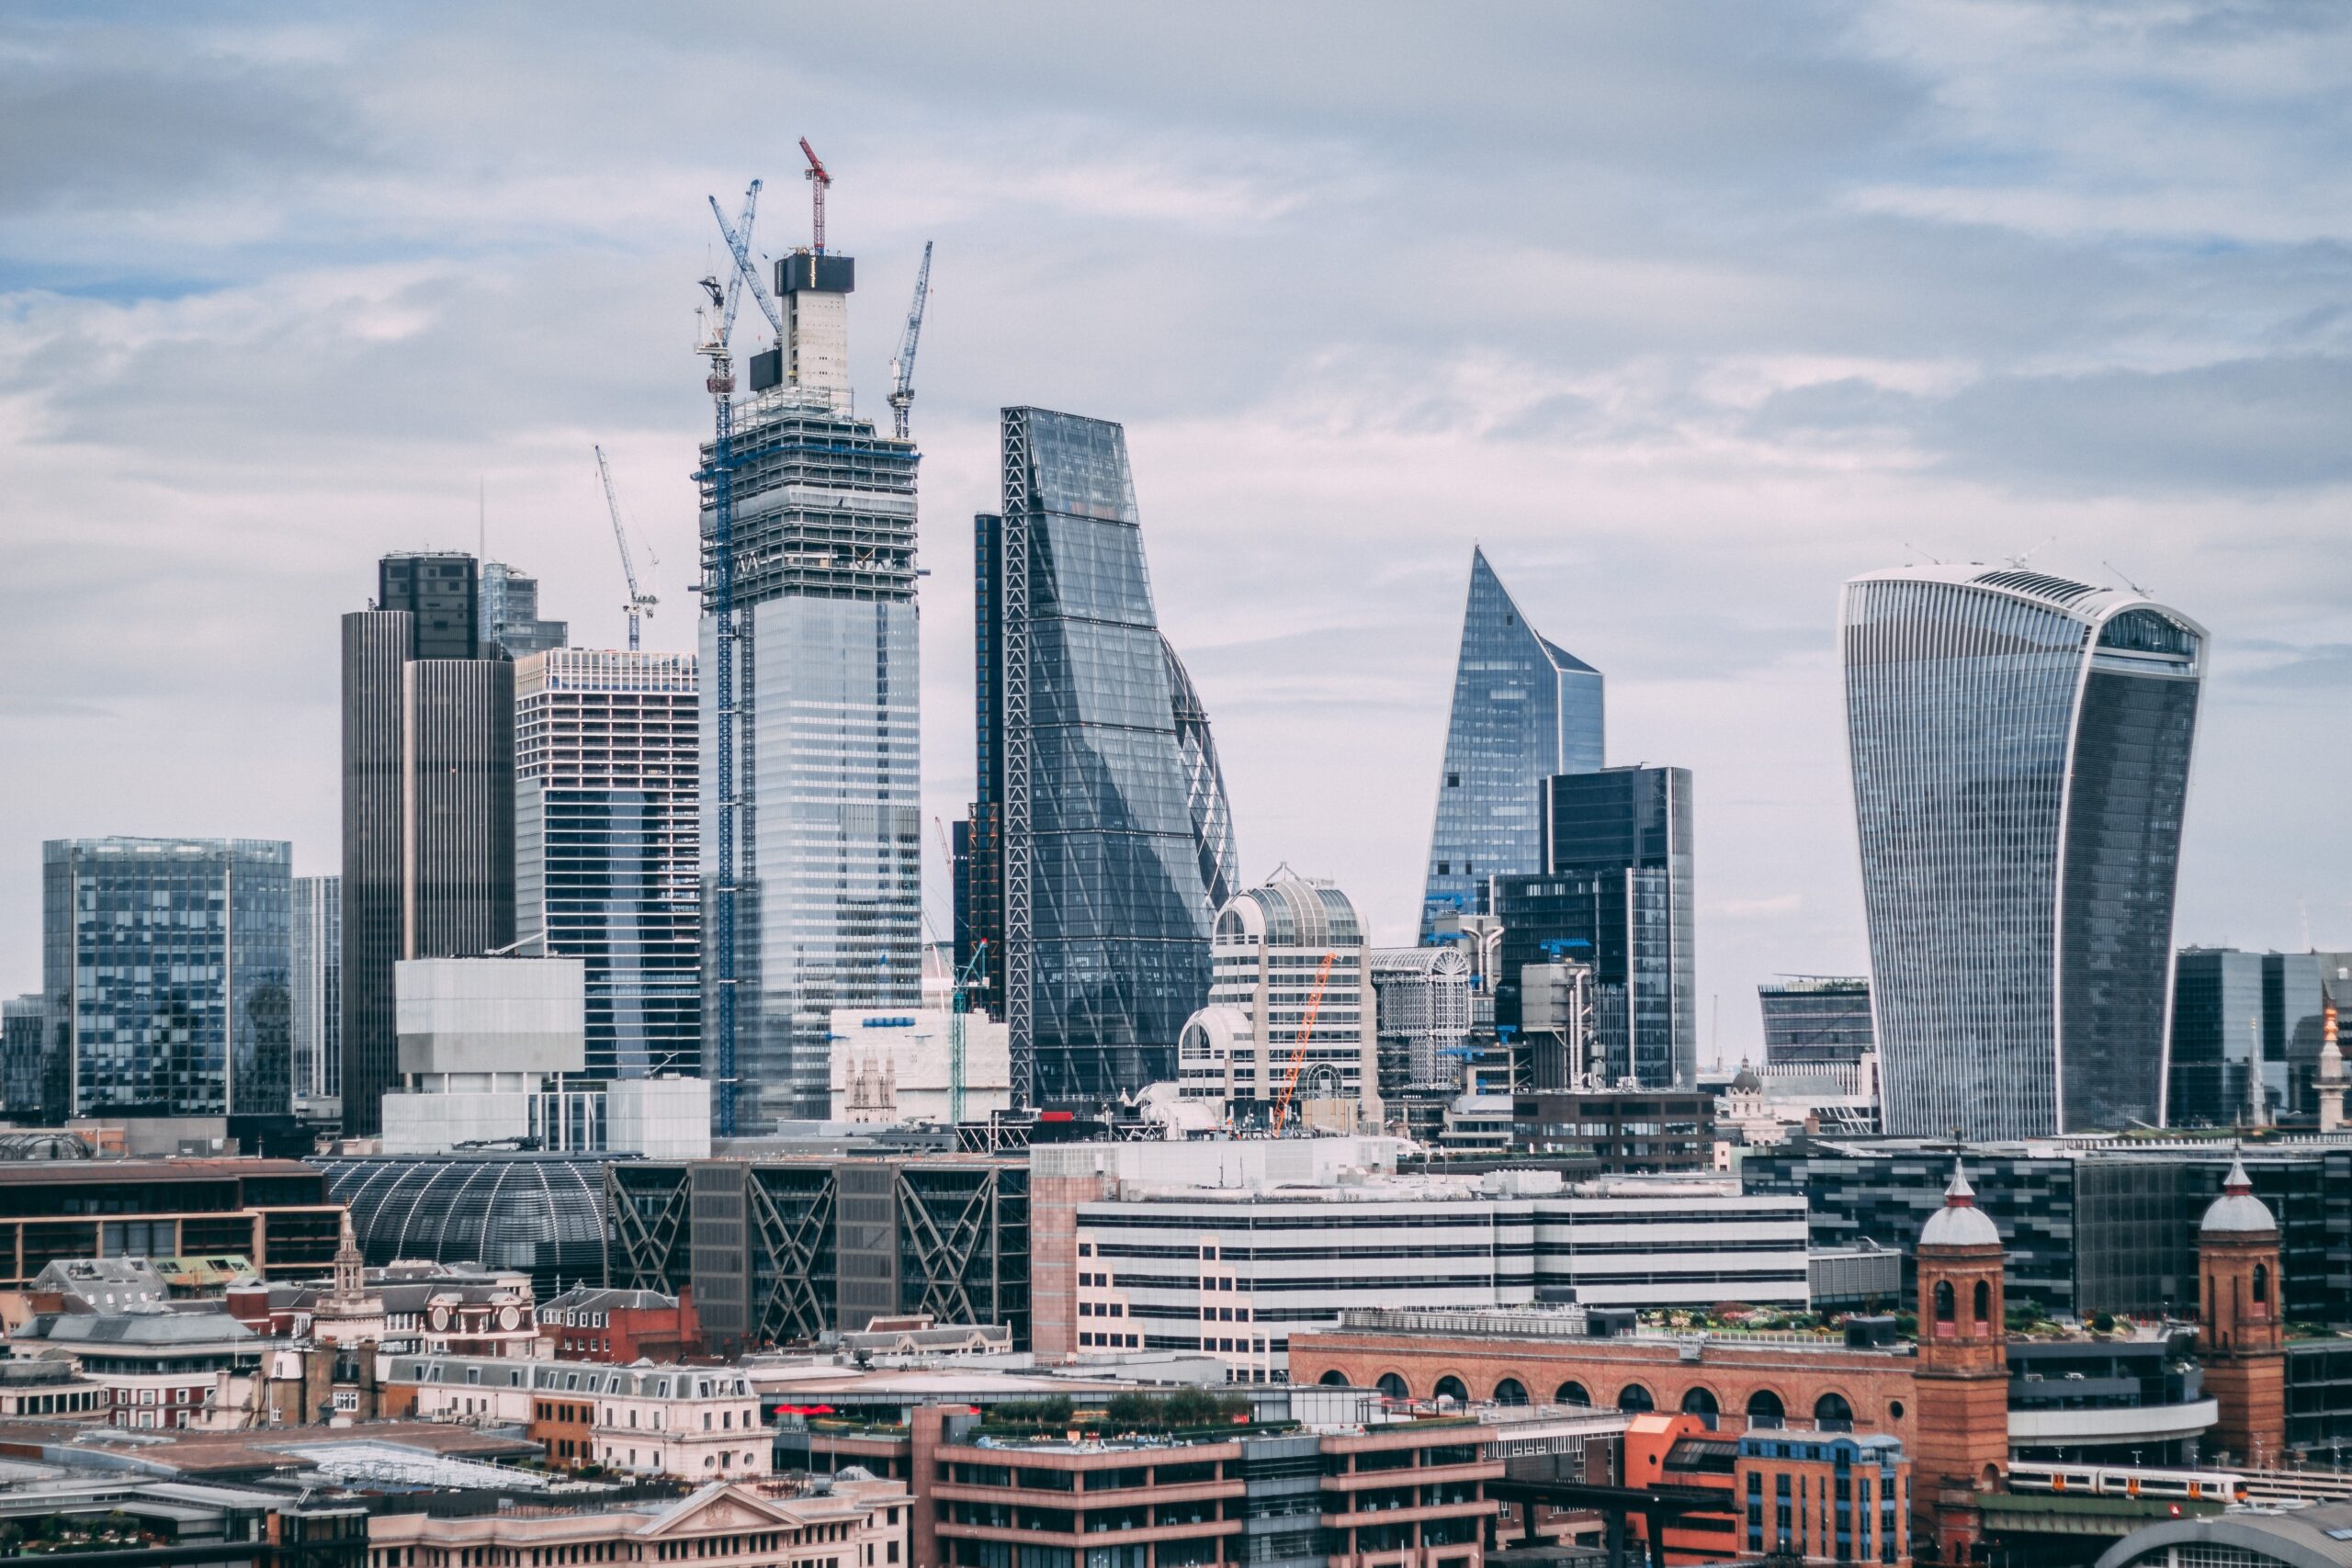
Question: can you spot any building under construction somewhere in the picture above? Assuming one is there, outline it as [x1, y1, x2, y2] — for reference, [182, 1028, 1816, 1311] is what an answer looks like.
[699, 186, 924, 1130]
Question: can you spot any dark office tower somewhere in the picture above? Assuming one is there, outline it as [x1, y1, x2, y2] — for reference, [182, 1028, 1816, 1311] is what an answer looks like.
[1842, 566, 2204, 1139]
[341, 551, 516, 1136]
[699, 240, 922, 1130]
[1491, 765, 1695, 1088]
[516, 649, 701, 1081]
[1758, 977, 1874, 1069]
[2170, 948, 2326, 1122]
[1, 995, 50, 1120]
[1420, 547, 1603, 942]
[966, 408, 1235, 1108]
[41, 838, 292, 1118]
[481, 560, 570, 658]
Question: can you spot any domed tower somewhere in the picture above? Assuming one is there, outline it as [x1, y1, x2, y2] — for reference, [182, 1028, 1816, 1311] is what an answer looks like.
[1913, 1164, 2008, 1560]
[2198, 1156, 2285, 1466]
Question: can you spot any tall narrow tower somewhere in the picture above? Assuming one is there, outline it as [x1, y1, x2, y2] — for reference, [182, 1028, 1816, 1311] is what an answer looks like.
[2197, 1156, 2286, 1467]
[1911, 1165, 2008, 1560]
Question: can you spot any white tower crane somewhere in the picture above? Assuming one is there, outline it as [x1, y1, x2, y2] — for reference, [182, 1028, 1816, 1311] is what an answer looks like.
[888, 241, 933, 441]
[593, 444, 658, 651]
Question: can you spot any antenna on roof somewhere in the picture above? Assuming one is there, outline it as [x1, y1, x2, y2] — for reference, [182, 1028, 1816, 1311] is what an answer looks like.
[1902, 542, 1943, 565]
[2004, 535, 2054, 569]
[2102, 559, 2151, 596]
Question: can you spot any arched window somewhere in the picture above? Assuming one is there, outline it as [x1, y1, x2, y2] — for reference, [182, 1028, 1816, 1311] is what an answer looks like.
[1317, 1370, 1350, 1387]
[1679, 1386, 1719, 1430]
[1375, 1373, 1408, 1401]
[1973, 1280, 1992, 1322]
[1494, 1378, 1529, 1406]
[1935, 1280, 1956, 1322]
[1555, 1382, 1591, 1407]
[1815, 1393, 1853, 1427]
[1617, 1383, 1655, 1414]
[1434, 1375, 1468, 1404]
[1745, 1390, 1785, 1427]
[2253, 1264, 2270, 1305]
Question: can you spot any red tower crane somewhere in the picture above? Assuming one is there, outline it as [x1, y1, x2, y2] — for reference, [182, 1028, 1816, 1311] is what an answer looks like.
[1272, 953, 1339, 1134]
[799, 137, 831, 252]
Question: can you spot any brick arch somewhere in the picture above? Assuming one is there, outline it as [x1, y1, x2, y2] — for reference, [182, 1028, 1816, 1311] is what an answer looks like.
[1744, 1386, 1788, 1423]
[1375, 1371, 1410, 1400]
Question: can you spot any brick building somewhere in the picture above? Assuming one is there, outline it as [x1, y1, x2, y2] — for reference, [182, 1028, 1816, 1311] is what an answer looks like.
[1618, 1412, 1913, 1566]
[537, 1282, 704, 1361]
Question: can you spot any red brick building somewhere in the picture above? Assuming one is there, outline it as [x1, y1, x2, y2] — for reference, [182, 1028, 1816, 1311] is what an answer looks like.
[1620, 1412, 1913, 1567]
[2197, 1156, 2286, 1468]
[536, 1283, 704, 1362]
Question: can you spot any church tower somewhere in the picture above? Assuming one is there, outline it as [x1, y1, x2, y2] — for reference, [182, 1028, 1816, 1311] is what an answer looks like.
[2198, 1155, 2285, 1466]
[1912, 1165, 2008, 1562]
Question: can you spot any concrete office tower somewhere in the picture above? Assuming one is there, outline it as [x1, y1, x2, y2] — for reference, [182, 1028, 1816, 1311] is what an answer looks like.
[1369, 947, 1474, 1101]
[1177, 873, 1379, 1126]
[515, 649, 701, 1082]
[1492, 765, 1697, 1089]
[963, 408, 1236, 1108]
[41, 837, 293, 1119]
[342, 551, 517, 1137]
[481, 561, 569, 658]
[290, 874, 340, 1117]
[699, 241, 921, 1129]
[1842, 567, 2204, 1139]
[1420, 547, 1604, 942]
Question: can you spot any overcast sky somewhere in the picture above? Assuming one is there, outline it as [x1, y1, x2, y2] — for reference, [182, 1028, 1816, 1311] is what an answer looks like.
[5, 2, 2348, 1062]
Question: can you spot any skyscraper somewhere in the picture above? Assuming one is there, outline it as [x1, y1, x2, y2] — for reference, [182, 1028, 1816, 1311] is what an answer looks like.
[516, 648, 701, 1082]
[342, 551, 517, 1136]
[699, 241, 922, 1129]
[41, 837, 292, 1119]
[1757, 978, 1873, 1069]
[1842, 565, 2205, 1138]
[2169, 948, 2326, 1123]
[963, 408, 1238, 1107]
[1491, 764, 1696, 1088]
[291, 874, 340, 1116]
[2, 994, 56, 1122]
[1420, 547, 1603, 942]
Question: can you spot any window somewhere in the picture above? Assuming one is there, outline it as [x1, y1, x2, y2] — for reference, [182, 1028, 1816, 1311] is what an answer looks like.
[1934, 1280, 1955, 1322]
[1973, 1280, 1991, 1322]
[1616, 1384, 1654, 1414]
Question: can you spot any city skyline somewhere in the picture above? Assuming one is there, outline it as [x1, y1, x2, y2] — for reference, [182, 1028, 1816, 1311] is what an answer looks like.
[5, 7, 2350, 1064]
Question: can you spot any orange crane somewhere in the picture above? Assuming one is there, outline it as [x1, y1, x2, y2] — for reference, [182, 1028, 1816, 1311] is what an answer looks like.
[1271, 952, 1338, 1133]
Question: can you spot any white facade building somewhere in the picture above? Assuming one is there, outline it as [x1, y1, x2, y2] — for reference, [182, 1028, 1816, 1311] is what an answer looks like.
[1178, 873, 1380, 1126]
[1368, 946, 1473, 1098]
[384, 1354, 766, 1481]
[827, 1005, 1010, 1124]
[1067, 1160, 1805, 1382]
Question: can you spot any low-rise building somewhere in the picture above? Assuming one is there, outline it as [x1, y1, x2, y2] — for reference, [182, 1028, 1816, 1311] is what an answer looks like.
[381, 1352, 765, 1481]
[0, 1157, 342, 1290]
[1619, 1411, 1912, 1567]
[0, 1354, 107, 1419]
[536, 1283, 703, 1362]
[1035, 1139, 1807, 1381]
[11, 1304, 266, 1428]
[368, 1475, 909, 1568]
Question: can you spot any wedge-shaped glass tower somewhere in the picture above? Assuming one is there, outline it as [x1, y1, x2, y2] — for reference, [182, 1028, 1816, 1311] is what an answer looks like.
[1420, 547, 1604, 942]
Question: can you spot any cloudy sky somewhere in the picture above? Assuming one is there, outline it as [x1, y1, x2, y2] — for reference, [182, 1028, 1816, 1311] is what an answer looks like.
[5, 2, 2348, 1062]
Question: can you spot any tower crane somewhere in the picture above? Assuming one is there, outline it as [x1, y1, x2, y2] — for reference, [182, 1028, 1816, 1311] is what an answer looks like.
[708, 184, 784, 343]
[799, 137, 831, 252]
[887, 241, 933, 441]
[593, 444, 658, 651]
[1272, 952, 1338, 1134]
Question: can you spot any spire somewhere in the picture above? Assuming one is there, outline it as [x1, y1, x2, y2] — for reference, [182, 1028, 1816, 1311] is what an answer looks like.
[332, 1209, 366, 1303]
[2222, 1154, 2254, 1196]
[1946, 1159, 1976, 1206]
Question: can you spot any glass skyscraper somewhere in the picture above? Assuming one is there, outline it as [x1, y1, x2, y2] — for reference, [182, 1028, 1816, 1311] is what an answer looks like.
[290, 874, 339, 1114]
[1758, 977, 1873, 1069]
[1420, 547, 1603, 942]
[1841, 566, 2204, 1138]
[1491, 765, 1696, 1088]
[962, 408, 1238, 1107]
[698, 244, 922, 1130]
[41, 837, 292, 1119]
[517, 649, 701, 1082]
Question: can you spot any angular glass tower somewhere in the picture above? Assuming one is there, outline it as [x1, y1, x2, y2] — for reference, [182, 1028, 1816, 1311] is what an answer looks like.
[1842, 566, 2204, 1138]
[699, 245, 922, 1130]
[963, 408, 1236, 1107]
[1420, 547, 1604, 942]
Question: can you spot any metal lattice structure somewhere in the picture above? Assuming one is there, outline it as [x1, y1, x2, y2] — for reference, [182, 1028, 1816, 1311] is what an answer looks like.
[1000, 414, 1034, 1111]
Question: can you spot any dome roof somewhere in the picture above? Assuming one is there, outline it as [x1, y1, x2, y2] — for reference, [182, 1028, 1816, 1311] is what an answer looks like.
[1919, 1163, 2001, 1250]
[1730, 1060, 1763, 1092]
[2199, 1156, 2277, 1235]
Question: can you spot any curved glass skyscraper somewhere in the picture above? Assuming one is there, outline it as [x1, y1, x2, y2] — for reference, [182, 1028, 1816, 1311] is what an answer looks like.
[1420, 547, 1604, 942]
[1841, 566, 2204, 1138]
[963, 408, 1237, 1108]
